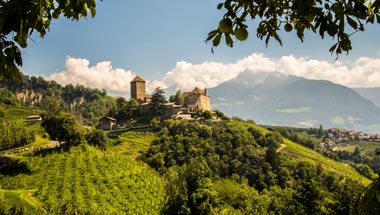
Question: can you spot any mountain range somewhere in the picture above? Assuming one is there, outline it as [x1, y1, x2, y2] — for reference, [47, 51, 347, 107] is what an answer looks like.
[208, 71, 380, 133]
[354, 87, 380, 109]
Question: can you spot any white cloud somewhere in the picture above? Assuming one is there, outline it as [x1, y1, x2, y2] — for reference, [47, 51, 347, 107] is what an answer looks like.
[155, 54, 380, 90]
[276, 56, 380, 88]
[151, 53, 276, 92]
[46, 57, 136, 95]
[46, 54, 380, 97]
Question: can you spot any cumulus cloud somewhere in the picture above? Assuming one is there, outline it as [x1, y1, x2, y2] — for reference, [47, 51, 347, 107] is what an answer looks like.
[46, 57, 136, 95]
[154, 54, 380, 90]
[151, 53, 278, 92]
[46, 54, 380, 97]
[276, 56, 380, 88]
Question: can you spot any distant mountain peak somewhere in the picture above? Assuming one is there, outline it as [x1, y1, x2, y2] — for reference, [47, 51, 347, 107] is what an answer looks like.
[209, 71, 380, 133]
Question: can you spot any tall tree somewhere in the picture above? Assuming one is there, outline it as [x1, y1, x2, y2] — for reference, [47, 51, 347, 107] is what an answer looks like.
[170, 90, 184, 105]
[41, 111, 84, 145]
[207, 0, 380, 57]
[150, 87, 167, 117]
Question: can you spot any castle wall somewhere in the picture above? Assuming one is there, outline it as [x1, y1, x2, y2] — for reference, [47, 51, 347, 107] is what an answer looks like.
[184, 94, 210, 112]
[197, 95, 210, 111]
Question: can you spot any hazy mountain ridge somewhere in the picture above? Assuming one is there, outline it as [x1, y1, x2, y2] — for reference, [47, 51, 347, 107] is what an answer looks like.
[354, 87, 380, 108]
[209, 71, 380, 133]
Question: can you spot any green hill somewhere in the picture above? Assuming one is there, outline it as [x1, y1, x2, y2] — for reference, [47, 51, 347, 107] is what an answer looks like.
[0, 119, 373, 214]
[139, 119, 371, 214]
[228, 120, 371, 185]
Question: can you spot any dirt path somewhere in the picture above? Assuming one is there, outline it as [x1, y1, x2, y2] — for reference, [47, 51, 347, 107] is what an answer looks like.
[0, 141, 62, 156]
[277, 143, 287, 153]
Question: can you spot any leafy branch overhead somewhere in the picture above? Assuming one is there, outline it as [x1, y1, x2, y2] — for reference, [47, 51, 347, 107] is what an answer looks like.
[0, 0, 97, 81]
[207, 0, 380, 56]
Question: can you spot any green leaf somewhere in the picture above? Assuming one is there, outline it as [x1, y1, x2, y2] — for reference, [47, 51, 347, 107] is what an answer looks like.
[327, 24, 338, 36]
[273, 32, 282, 46]
[52, 9, 61, 19]
[265, 34, 270, 47]
[329, 43, 338, 54]
[225, 33, 233, 47]
[90, 7, 96, 17]
[319, 19, 327, 38]
[347, 16, 358, 29]
[296, 26, 305, 42]
[206, 30, 218, 42]
[212, 33, 222, 47]
[217, 3, 224, 9]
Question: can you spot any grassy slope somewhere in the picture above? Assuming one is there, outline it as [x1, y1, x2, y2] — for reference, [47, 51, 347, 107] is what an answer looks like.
[0, 189, 40, 214]
[336, 141, 380, 156]
[283, 138, 371, 185]
[108, 131, 157, 159]
[0, 145, 166, 214]
[228, 121, 371, 185]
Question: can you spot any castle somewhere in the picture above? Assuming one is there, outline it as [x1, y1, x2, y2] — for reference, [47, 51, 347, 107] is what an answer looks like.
[182, 87, 210, 112]
[130, 76, 211, 117]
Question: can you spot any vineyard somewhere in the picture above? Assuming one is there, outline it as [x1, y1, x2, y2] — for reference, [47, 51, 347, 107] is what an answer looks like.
[0, 145, 166, 214]
[0, 105, 42, 121]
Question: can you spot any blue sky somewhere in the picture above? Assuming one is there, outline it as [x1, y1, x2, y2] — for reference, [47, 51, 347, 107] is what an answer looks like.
[21, 0, 380, 95]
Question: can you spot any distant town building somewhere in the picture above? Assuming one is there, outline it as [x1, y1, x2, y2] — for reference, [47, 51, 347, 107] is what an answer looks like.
[99, 116, 117, 130]
[26, 115, 42, 123]
[174, 114, 192, 120]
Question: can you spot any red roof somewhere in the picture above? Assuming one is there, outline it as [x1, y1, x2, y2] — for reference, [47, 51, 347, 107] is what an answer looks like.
[131, 76, 145, 82]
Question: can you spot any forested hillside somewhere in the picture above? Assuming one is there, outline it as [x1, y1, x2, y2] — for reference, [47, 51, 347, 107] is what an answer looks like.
[0, 75, 116, 125]
[140, 119, 370, 214]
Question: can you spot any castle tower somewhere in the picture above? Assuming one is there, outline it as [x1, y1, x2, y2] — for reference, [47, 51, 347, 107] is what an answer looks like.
[130, 76, 146, 102]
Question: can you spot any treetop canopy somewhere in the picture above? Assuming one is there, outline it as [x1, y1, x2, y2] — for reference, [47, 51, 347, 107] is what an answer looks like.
[207, 0, 380, 57]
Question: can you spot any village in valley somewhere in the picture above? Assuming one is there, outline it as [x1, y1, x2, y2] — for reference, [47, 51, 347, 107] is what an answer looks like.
[318, 127, 380, 150]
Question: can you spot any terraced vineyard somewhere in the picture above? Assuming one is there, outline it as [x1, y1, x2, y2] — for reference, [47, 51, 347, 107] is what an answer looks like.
[0, 145, 166, 214]
[0, 105, 41, 121]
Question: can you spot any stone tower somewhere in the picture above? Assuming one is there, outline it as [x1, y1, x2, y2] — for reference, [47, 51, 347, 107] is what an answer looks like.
[130, 76, 146, 102]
